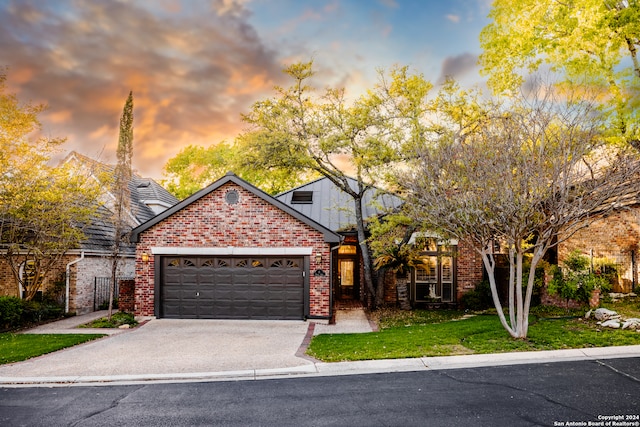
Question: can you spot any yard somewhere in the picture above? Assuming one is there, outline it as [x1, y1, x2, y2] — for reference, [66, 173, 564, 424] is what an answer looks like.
[0, 334, 105, 365]
[307, 298, 640, 362]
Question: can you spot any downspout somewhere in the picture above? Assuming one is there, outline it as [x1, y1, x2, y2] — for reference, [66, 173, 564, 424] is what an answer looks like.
[65, 251, 85, 313]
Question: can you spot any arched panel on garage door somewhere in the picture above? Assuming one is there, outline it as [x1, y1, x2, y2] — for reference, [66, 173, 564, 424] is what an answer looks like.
[160, 256, 306, 319]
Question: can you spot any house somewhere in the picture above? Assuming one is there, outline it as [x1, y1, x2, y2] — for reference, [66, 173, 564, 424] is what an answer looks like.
[127, 172, 485, 320]
[129, 172, 341, 320]
[0, 151, 178, 314]
[276, 177, 484, 308]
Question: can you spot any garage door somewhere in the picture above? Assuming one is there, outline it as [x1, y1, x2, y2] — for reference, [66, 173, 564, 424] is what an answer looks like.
[160, 256, 305, 319]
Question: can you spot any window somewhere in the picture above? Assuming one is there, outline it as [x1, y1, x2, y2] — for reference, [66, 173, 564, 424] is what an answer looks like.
[20, 260, 38, 298]
[291, 191, 313, 204]
[338, 245, 357, 255]
[412, 243, 456, 303]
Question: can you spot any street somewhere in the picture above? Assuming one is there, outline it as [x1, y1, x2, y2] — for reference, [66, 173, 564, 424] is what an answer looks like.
[1, 358, 639, 427]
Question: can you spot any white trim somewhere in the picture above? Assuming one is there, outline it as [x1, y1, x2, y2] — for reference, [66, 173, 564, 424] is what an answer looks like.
[150, 247, 314, 256]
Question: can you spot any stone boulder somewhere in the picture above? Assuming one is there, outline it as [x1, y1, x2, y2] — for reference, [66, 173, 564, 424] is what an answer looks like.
[622, 318, 640, 330]
[600, 319, 621, 329]
[594, 308, 620, 321]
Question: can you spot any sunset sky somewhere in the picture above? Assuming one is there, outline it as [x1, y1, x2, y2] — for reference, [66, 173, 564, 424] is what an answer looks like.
[1, 0, 492, 180]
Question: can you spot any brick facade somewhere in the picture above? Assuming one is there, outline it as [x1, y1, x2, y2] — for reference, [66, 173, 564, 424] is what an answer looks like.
[456, 239, 484, 301]
[558, 208, 640, 293]
[134, 182, 334, 318]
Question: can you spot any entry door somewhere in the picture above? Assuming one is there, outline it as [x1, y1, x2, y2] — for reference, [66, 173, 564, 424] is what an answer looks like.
[339, 259, 355, 298]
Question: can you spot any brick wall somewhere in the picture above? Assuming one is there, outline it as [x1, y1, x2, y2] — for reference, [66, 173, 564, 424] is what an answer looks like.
[0, 255, 69, 300]
[135, 182, 333, 318]
[118, 279, 135, 312]
[558, 208, 640, 293]
[72, 256, 134, 315]
[456, 239, 484, 300]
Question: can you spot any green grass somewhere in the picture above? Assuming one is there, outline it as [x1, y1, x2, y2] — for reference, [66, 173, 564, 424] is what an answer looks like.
[0, 334, 105, 365]
[308, 298, 640, 362]
[78, 311, 138, 329]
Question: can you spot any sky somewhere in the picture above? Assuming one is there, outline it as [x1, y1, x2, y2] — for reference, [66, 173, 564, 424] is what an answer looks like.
[0, 0, 492, 180]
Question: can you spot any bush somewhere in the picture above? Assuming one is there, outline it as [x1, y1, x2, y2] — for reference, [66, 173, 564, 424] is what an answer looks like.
[0, 293, 66, 331]
[460, 280, 493, 311]
[0, 296, 23, 330]
[20, 300, 64, 325]
[80, 311, 137, 328]
[548, 251, 611, 309]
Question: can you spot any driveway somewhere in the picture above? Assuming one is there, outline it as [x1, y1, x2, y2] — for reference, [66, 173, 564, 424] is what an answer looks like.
[0, 319, 316, 379]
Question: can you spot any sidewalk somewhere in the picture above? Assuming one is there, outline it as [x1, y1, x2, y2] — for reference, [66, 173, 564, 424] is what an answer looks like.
[20, 310, 127, 335]
[1, 309, 640, 387]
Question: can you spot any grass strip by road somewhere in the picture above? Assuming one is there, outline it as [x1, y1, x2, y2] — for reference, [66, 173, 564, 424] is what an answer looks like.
[307, 306, 640, 362]
[0, 334, 105, 365]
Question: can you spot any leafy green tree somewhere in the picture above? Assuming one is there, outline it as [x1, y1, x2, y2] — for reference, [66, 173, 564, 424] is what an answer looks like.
[162, 141, 314, 198]
[479, 0, 640, 148]
[402, 82, 640, 338]
[163, 143, 234, 199]
[0, 72, 100, 300]
[241, 61, 432, 308]
[109, 91, 133, 319]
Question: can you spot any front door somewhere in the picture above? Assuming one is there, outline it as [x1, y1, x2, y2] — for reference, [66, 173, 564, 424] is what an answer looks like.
[337, 244, 359, 300]
[339, 259, 355, 298]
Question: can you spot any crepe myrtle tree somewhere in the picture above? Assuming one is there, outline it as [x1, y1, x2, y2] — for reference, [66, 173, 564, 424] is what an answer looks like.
[402, 82, 640, 338]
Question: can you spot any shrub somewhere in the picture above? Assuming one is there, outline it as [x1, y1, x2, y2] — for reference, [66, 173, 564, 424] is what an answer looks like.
[20, 300, 62, 324]
[548, 251, 611, 309]
[0, 296, 23, 330]
[460, 280, 493, 311]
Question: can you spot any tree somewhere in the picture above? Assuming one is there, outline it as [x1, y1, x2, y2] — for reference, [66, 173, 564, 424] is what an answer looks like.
[0, 72, 100, 300]
[241, 61, 432, 308]
[109, 91, 133, 319]
[402, 83, 640, 338]
[479, 0, 640, 148]
[162, 141, 313, 199]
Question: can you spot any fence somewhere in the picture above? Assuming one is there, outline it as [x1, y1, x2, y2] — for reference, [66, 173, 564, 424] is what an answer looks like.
[94, 277, 135, 311]
[587, 250, 637, 293]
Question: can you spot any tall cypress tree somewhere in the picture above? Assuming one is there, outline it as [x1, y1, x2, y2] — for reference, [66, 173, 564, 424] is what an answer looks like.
[109, 91, 133, 319]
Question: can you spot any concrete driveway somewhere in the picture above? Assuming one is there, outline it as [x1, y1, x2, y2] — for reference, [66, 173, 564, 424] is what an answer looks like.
[0, 319, 315, 379]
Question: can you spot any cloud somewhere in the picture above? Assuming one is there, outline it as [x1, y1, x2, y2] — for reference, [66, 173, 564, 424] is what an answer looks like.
[446, 14, 461, 23]
[437, 53, 478, 84]
[0, 0, 287, 179]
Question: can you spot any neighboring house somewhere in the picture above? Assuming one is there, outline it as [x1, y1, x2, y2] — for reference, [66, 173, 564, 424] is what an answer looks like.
[0, 151, 178, 314]
[276, 177, 484, 308]
[130, 172, 341, 320]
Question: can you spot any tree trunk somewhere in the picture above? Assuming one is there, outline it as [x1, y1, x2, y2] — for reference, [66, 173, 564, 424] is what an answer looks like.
[354, 194, 378, 308]
[396, 272, 411, 310]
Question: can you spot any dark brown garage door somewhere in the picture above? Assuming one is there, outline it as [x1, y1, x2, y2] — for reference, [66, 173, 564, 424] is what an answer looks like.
[160, 256, 305, 320]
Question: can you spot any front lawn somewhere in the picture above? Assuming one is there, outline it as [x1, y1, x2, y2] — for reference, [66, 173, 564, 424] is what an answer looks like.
[0, 334, 105, 365]
[307, 299, 640, 362]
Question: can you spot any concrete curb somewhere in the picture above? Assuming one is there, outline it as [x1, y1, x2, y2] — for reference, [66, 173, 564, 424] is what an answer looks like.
[2, 345, 638, 388]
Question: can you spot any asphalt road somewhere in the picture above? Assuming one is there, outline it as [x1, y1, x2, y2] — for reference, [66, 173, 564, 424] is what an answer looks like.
[2, 358, 639, 427]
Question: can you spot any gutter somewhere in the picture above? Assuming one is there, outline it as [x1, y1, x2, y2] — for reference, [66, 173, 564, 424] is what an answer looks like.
[65, 251, 85, 313]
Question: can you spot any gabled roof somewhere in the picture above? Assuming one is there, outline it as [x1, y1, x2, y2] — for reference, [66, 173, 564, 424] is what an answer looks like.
[276, 176, 404, 232]
[130, 172, 341, 244]
[62, 151, 178, 226]
[60, 151, 178, 252]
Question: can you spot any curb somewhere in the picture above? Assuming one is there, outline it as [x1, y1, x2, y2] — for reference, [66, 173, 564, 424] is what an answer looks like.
[2, 345, 639, 388]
